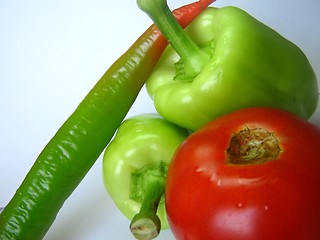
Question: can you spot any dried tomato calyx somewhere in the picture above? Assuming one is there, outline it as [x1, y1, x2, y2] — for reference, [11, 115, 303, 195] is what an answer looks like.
[226, 127, 280, 165]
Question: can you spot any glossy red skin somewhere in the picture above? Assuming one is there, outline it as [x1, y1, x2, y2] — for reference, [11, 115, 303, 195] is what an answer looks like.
[166, 107, 320, 240]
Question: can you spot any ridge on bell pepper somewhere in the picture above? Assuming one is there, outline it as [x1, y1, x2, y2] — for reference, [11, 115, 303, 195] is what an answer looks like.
[142, 1, 318, 131]
[102, 114, 189, 239]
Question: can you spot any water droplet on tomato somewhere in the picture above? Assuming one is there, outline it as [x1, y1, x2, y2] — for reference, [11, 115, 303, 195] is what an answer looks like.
[217, 179, 222, 186]
[236, 202, 245, 208]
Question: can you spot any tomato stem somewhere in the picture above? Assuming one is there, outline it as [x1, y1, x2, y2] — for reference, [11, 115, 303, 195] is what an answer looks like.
[130, 178, 165, 240]
[227, 127, 280, 165]
[137, 0, 210, 79]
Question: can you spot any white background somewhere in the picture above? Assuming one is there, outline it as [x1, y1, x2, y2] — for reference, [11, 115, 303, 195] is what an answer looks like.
[1, 0, 319, 239]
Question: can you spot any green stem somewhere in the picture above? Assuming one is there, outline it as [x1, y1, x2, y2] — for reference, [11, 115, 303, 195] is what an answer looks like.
[137, 0, 210, 79]
[130, 178, 165, 240]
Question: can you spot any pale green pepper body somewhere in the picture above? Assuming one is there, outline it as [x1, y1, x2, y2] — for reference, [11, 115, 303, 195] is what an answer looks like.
[102, 114, 188, 230]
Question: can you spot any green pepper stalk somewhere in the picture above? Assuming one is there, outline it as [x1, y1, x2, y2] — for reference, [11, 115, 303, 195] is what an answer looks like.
[142, 1, 318, 131]
[130, 178, 164, 240]
[137, 0, 211, 79]
[103, 114, 189, 239]
[0, 1, 212, 239]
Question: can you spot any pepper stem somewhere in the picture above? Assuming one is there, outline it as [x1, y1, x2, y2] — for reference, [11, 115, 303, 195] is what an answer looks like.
[130, 178, 165, 240]
[137, 0, 210, 79]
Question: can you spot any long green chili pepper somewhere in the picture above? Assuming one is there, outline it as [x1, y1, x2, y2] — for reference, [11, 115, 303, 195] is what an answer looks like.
[0, 1, 214, 239]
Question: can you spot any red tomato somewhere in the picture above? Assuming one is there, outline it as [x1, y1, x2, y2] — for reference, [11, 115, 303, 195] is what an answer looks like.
[165, 107, 320, 240]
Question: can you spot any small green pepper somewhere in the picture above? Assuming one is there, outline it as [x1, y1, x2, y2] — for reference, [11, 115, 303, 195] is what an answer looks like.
[102, 114, 189, 240]
[0, 1, 212, 238]
[141, 0, 318, 131]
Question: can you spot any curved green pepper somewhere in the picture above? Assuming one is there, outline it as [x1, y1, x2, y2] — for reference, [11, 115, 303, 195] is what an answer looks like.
[102, 114, 188, 239]
[142, 1, 318, 131]
[0, 1, 212, 239]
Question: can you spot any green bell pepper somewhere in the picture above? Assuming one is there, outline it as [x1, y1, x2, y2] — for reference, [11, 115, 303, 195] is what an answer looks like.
[141, 0, 318, 131]
[102, 114, 189, 239]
